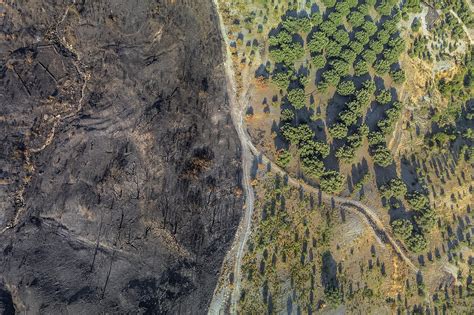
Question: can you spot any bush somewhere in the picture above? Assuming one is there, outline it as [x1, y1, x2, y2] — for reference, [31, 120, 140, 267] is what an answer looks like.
[391, 219, 413, 239]
[288, 88, 306, 109]
[337, 81, 356, 96]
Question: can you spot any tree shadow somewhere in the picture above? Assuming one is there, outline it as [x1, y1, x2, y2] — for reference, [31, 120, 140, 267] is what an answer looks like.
[321, 250, 338, 290]
[400, 155, 424, 193]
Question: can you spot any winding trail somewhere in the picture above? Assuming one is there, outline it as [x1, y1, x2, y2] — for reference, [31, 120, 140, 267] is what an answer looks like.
[209, 1, 418, 313]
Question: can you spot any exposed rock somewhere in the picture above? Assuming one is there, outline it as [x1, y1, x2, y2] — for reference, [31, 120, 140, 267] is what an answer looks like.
[0, 0, 242, 313]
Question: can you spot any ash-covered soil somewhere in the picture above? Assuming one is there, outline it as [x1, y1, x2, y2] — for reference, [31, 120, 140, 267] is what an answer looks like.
[0, 0, 242, 313]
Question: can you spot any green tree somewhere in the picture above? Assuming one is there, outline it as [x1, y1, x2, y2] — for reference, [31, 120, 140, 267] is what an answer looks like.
[381, 178, 407, 199]
[334, 29, 350, 46]
[300, 140, 330, 159]
[322, 0, 336, 8]
[308, 32, 329, 53]
[337, 81, 356, 96]
[322, 69, 341, 86]
[320, 171, 346, 193]
[376, 90, 392, 104]
[406, 233, 427, 252]
[336, 144, 356, 162]
[348, 11, 365, 28]
[354, 60, 369, 76]
[326, 41, 342, 58]
[390, 69, 406, 84]
[407, 192, 429, 211]
[277, 149, 292, 167]
[330, 59, 350, 76]
[391, 219, 413, 239]
[312, 54, 327, 70]
[288, 88, 306, 109]
[340, 49, 357, 63]
[373, 146, 393, 167]
[374, 59, 391, 75]
[411, 17, 421, 32]
[281, 108, 295, 122]
[329, 123, 349, 139]
[362, 49, 377, 65]
[282, 124, 314, 145]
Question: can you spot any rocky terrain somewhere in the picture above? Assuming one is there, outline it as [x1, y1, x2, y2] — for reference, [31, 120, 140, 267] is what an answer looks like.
[0, 0, 243, 313]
